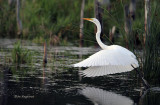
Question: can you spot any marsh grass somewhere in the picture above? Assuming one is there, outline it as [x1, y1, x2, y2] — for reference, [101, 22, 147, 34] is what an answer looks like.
[136, 2, 160, 79]
[143, 12, 160, 79]
[12, 41, 33, 64]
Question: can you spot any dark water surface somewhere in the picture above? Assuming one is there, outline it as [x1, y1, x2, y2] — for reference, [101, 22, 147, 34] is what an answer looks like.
[0, 39, 160, 105]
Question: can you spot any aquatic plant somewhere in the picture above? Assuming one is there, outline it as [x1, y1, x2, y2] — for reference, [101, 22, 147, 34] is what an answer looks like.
[11, 41, 33, 64]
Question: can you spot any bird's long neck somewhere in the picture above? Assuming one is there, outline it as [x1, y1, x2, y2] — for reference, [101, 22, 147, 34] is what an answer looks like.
[95, 21, 107, 49]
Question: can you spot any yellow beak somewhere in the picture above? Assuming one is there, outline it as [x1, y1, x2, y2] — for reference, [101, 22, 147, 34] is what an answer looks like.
[83, 18, 93, 21]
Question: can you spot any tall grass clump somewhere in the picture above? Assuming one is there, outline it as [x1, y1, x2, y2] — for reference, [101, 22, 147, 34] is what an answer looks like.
[143, 2, 160, 79]
[12, 41, 33, 64]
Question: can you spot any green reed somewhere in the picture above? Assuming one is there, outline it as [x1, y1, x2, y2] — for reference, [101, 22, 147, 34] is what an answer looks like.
[12, 41, 33, 64]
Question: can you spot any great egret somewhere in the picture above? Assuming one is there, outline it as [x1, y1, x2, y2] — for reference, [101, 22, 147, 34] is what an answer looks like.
[73, 18, 139, 76]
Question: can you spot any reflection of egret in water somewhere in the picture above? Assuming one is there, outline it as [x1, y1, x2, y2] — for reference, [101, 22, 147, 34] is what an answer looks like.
[80, 87, 134, 105]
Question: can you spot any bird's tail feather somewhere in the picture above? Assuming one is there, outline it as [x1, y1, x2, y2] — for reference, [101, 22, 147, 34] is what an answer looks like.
[79, 65, 134, 77]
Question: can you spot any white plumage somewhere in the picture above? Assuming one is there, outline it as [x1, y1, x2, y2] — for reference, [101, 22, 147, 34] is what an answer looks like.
[73, 18, 139, 77]
[74, 45, 138, 67]
[79, 65, 134, 77]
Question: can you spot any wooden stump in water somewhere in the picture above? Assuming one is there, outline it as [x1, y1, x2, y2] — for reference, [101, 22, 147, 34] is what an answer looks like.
[43, 42, 47, 66]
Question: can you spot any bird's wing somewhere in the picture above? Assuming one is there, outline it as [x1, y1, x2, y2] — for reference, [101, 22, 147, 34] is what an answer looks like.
[80, 87, 133, 105]
[79, 65, 134, 77]
[73, 46, 139, 67]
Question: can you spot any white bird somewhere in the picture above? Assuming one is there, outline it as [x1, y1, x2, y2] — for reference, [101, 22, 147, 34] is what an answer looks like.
[73, 18, 139, 77]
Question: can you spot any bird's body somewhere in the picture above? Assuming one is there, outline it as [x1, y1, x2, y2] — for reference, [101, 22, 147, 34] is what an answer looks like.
[73, 18, 139, 77]
[74, 45, 138, 67]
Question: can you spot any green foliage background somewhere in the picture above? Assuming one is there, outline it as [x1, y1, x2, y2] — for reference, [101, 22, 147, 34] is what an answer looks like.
[0, 0, 96, 45]
[0, 0, 159, 47]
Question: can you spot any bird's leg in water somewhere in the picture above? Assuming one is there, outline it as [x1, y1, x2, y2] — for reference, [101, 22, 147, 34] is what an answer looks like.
[136, 69, 150, 90]
[132, 65, 150, 89]
[136, 69, 150, 89]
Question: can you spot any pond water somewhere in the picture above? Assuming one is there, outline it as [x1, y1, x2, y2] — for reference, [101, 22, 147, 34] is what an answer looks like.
[0, 39, 160, 105]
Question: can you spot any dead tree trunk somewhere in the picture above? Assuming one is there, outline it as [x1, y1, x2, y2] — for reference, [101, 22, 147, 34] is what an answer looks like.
[124, 5, 132, 37]
[98, 0, 111, 12]
[95, 0, 103, 35]
[129, 0, 136, 20]
[124, 5, 132, 48]
[80, 0, 85, 46]
[16, 0, 23, 35]
[109, 26, 116, 43]
[144, 0, 151, 45]
[8, 0, 14, 5]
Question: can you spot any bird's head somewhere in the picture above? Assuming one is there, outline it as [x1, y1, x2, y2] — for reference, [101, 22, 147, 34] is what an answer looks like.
[83, 18, 99, 24]
[83, 18, 101, 33]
